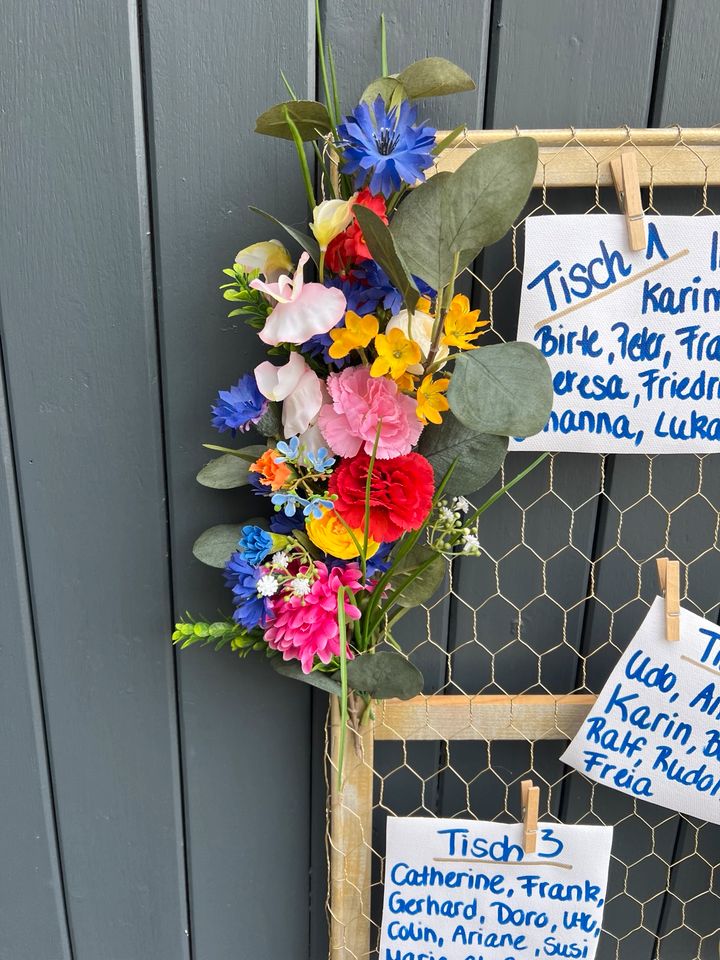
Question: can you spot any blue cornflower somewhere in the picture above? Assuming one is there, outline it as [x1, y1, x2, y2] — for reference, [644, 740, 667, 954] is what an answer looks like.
[353, 261, 436, 315]
[224, 552, 271, 629]
[337, 97, 437, 198]
[270, 510, 304, 535]
[238, 525, 274, 565]
[274, 436, 300, 463]
[304, 447, 335, 472]
[211, 373, 267, 435]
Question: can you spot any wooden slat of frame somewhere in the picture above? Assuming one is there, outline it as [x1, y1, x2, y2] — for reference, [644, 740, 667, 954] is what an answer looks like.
[329, 698, 375, 960]
[434, 128, 720, 186]
[373, 694, 596, 742]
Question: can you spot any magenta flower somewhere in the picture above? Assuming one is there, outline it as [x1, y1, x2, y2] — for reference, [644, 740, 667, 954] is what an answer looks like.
[318, 366, 422, 459]
[265, 563, 363, 674]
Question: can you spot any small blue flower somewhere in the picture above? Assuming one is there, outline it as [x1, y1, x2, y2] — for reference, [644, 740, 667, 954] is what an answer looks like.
[303, 497, 335, 520]
[224, 552, 271, 629]
[353, 261, 436, 315]
[238, 525, 273, 565]
[271, 492, 307, 517]
[275, 436, 301, 463]
[304, 447, 336, 472]
[337, 97, 437, 198]
[211, 373, 267, 435]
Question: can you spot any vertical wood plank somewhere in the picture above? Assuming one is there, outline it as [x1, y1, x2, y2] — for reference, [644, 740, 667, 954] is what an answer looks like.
[0, 360, 71, 960]
[0, 0, 190, 957]
[329, 700, 374, 960]
[141, 0, 315, 954]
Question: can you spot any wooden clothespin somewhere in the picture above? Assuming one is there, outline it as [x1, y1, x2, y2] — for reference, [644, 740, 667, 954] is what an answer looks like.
[656, 557, 681, 642]
[520, 779, 540, 854]
[610, 151, 646, 252]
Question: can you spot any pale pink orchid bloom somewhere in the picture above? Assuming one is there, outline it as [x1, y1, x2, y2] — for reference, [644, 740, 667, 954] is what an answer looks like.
[250, 252, 346, 346]
[254, 351, 324, 438]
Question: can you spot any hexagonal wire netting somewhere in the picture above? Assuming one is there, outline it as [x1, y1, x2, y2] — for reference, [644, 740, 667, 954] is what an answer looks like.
[325, 128, 720, 960]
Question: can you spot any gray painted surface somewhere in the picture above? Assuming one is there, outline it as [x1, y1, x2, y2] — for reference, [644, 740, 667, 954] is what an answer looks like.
[0, 1, 718, 958]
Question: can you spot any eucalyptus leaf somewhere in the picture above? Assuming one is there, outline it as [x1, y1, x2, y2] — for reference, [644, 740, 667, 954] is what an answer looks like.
[250, 206, 320, 265]
[361, 76, 407, 108]
[447, 342, 553, 437]
[390, 172, 475, 291]
[346, 650, 423, 700]
[393, 544, 447, 608]
[192, 524, 241, 569]
[418, 413, 508, 497]
[255, 401, 282, 438]
[255, 99, 332, 141]
[398, 57, 476, 99]
[196, 446, 266, 489]
[271, 658, 343, 696]
[391, 138, 538, 290]
[353, 206, 419, 313]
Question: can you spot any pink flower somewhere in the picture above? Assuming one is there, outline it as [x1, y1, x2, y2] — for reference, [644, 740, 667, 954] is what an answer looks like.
[254, 352, 324, 438]
[251, 252, 346, 346]
[265, 563, 363, 674]
[318, 366, 423, 459]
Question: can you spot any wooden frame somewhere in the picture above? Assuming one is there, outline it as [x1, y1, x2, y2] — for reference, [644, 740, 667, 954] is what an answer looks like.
[327, 127, 720, 960]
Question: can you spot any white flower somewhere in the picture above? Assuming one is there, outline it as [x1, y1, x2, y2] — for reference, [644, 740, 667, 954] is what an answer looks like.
[454, 496, 471, 514]
[235, 239, 292, 282]
[254, 351, 324, 438]
[256, 574, 280, 597]
[439, 506, 456, 524]
[462, 533, 481, 554]
[291, 577, 312, 597]
[310, 197, 355, 251]
[272, 551, 290, 567]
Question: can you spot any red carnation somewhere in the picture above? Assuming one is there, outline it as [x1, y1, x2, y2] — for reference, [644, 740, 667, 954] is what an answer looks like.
[325, 189, 388, 275]
[329, 452, 434, 543]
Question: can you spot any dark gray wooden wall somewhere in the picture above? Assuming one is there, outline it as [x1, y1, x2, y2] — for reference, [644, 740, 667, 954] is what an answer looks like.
[1, 2, 719, 958]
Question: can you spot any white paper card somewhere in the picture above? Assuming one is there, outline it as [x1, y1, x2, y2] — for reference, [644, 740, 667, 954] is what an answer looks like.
[563, 596, 720, 823]
[378, 815, 612, 960]
[512, 214, 720, 453]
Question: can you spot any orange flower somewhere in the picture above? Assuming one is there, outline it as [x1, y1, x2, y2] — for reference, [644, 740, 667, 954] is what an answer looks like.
[249, 448, 292, 491]
[441, 294, 489, 350]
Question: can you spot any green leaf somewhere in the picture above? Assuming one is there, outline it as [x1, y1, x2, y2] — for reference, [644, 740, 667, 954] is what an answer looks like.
[255, 402, 282, 438]
[398, 57, 476, 99]
[390, 137, 538, 290]
[353, 206, 419, 313]
[250, 206, 320, 265]
[345, 650, 423, 700]
[271, 658, 343, 696]
[433, 124, 465, 156]
[255, 99, 332, 141]
[447, 342, 553, 437]
[444, 137, 538, 255]
[418, 413, 508, 497]
[361, 76, 407, 109]
[192, 524, 241, 568]
[390, 172, 474, 291]
[393, 544, 447, 608]
[196, 446, 266, 489]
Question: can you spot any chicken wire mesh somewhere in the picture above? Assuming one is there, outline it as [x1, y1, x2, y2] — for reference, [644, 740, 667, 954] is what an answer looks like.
[325, 127, 720, 960]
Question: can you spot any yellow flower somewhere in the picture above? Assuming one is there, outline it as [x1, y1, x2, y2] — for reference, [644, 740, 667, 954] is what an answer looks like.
[416, 375, 450, 425]
[395, 371, 417, 393]
[306, 507, 379, 560]
[310, 197, 355, 251]
[234, 240, 292, 282]
[370, 328, 422, 380]
[328, 311, 379, 359]
[441, 294, 489, 350]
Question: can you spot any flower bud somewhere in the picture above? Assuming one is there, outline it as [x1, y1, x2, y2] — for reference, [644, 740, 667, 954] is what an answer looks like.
[310, 198, 355, 251]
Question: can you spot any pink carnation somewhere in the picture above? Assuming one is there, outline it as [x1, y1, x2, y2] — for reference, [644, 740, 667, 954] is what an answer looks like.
[265, 562, 363, 674]
[318, 366, 423, 459]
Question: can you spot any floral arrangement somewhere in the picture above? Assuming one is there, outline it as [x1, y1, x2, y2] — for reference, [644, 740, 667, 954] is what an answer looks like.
[174, 15, 553, 760]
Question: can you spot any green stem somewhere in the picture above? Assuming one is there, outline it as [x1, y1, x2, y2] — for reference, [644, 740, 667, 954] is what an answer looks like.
[328, 44, 342, 123]
[280, 70, 298, 100]
[315, 0, 337, 133]
[380, 13, 389, 76]
[426, 252, 460, 371]
[363, 422, 383, 583]
[319, 249, 326, 281]
[336, 585, 350, 790]
[283, 106, 316, 209]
